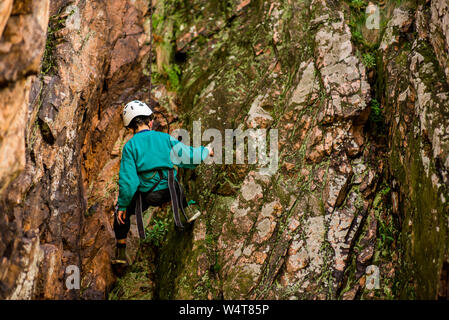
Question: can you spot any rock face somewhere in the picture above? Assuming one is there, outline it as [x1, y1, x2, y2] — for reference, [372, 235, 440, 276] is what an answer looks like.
[0, 0, 50, 299]
[0, 0, 49, 194]
[379, 3, 449, 299]
[0, 0, 449, 300]
[0, 0, 152, 299]
[150, 0, 379, 300]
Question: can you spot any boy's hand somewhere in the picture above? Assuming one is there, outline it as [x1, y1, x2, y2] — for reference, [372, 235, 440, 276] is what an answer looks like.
[206, 145, 214, 157]
[117, 210, 126, 224]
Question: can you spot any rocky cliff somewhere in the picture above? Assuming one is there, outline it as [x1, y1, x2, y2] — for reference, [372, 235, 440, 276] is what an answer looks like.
[0, 0, 448, 300]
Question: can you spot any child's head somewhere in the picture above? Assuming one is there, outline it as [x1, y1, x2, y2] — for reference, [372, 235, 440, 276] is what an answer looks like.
[122, 100, 154, 131]
[128, 115, 153, 131]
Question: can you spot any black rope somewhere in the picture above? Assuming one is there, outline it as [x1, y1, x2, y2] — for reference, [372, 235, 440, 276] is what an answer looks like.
[153, 110, 171, 134]
[147, 2, 171, 135]
[149, 1, 152, 94]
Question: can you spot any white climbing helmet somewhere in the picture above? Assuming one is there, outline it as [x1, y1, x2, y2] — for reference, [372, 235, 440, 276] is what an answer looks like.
[122, 100, 153, 127]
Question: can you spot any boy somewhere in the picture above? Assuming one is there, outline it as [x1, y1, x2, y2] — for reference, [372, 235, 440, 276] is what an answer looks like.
[113, 100, 213, 265]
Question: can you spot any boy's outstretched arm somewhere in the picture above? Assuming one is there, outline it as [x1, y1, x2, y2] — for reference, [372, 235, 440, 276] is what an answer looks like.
[169, 137, 213, 169]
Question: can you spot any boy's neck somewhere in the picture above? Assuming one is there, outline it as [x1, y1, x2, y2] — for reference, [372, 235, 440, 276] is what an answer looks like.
[135, 124, 151, 133]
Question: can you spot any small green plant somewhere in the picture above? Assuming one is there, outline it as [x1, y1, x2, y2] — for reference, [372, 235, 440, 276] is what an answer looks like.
[369, 98, 383, 123]
[349, 0, 367, 10]
[352, 30, 364, 43]
[108, 271, 154, 300]
[213, 262, 221, 274]
[142, 219, 168, 247]
[362, 52, 376, 69]
[163, 64, 181, 91]
[151, 70, 164, 85]
[373, 185, 396, 256]
[205, 234, 215, 245]
[152, 13, 164, 32]
[41, 9, 75, 75]
[380, 186, 391, 195]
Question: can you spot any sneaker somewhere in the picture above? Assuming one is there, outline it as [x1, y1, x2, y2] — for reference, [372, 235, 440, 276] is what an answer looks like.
[187, 210, 201, 223]
[185, 205, 201, 223]
[111, 246, 128, 266]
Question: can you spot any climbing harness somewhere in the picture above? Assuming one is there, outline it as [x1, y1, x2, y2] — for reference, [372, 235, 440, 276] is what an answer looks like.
[131, 168, 190, 239]
[167, 168, 189, 229]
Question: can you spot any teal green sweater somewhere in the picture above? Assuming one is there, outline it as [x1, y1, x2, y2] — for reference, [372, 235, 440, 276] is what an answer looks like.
[117, 130, 209, 211]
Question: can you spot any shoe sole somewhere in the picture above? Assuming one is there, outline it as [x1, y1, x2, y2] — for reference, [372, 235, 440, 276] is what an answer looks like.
[112, 259, 128, 265]
[187, 211, 201, 223]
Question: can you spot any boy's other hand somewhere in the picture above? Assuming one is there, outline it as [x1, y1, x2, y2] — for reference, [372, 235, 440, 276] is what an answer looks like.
[117, 210, 126, 224]
[206, 145, 214, 157]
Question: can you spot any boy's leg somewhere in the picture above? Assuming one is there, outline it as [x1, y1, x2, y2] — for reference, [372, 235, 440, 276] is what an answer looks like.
[112, 217, 130, 264]
[113, 207, 132, 241]
[112, 198, 135, 265]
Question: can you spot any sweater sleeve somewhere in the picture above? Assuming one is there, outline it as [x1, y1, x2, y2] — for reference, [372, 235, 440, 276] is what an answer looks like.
[117, 143, 140, 211]
[169, 136, 210, 169]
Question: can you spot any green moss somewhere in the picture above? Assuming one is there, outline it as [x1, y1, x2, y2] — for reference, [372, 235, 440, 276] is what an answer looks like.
[41, 8, 75, 75]
[108, 271, 154, 300]
[222, 267, 258, 299]
[154, 218, 196, 299]
[388, 132, 443, 298]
